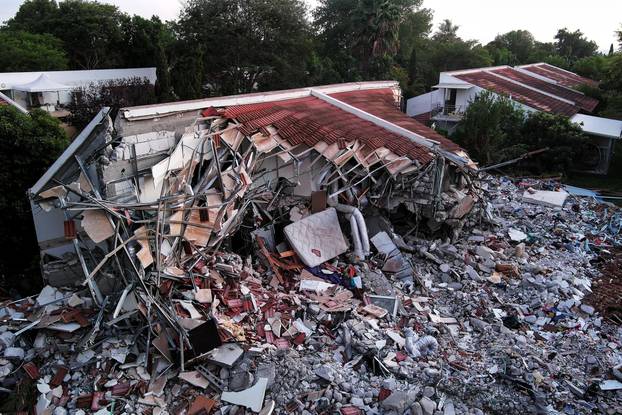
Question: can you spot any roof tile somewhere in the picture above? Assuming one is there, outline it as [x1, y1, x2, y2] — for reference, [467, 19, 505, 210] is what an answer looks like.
[490, 67, 598, 113]
[223, 89, 463, 166]
[520, 63, 599, 88]
[454, 71, 580, 116]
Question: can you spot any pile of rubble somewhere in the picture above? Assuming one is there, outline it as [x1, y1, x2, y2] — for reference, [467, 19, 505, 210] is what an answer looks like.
[2, 83, 622, 414]
[1, 173, 621, 414]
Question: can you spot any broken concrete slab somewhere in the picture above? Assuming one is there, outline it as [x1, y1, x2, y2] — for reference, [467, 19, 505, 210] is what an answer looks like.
[522, 189, 568, 208]
[207, 343, 244, 367]
[220, 377, 268, 412]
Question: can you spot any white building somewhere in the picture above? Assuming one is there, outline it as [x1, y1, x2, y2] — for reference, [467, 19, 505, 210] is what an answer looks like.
[407, 63, 621, 174]
[0, 67, 157, 116]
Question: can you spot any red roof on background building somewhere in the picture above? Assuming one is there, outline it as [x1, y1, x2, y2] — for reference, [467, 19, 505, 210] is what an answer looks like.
[490, 67, 598, 113]
[223, 88, 463, 166]
[454, 70, 580, 116]
[519, 63, 599, 88]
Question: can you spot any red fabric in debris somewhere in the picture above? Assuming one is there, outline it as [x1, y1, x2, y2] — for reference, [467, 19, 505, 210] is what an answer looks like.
[340, 406, 363, 415]
[201, 107, 220, 117]
[378, 387, 392, 401]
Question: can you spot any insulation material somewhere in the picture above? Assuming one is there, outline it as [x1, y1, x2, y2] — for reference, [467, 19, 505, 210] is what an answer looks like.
[134, 226, 153, 268]
[81, 209, 115, 243]
[184, 209, 213, 247]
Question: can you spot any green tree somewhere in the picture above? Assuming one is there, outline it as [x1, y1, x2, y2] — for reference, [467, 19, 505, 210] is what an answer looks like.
[596, 53, 622, 119]
[522, 40, 570, 68]
[486, 30, 536, 65]
[7, 0, 126, 69]
[554, 28, 599, 65]
[353, 0, 421, 78]
[313, 0, 363, 82]
[169, 43, 205, 100]
[4, 0, 58, 34]
[314, 0, 425, 81]
[519, 112, 589, 173]
[397, 6, 433, 96]
[453, 91, 524, 165]
[119, 15, 175, 101]
[0, 107, 69, 294]
[397, 6, 433, 64]
[0, 30, 68, 72]
[454, 93, 591, 174]
[417, 23, 492, 90]
[572, 55, 607, 81]
[432, 19, 459, 43]
[601, 53, 622, 92]
[176, 0, 312, 96]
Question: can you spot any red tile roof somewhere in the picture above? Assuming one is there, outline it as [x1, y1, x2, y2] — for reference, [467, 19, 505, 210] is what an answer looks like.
[520, 63, 599, 88]
[454, 71, 580, 117]
[413, 111, 432, 124]
[222, 88, 464, 166]
[490, 67, 598, 113]
[330, 88, 462, 152]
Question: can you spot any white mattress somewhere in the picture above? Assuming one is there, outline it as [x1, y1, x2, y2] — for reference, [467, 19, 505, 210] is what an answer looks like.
[284, 207, 348, 267]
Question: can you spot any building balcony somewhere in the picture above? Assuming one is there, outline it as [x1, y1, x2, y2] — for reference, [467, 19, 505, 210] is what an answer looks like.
[431, 104, 465, 122]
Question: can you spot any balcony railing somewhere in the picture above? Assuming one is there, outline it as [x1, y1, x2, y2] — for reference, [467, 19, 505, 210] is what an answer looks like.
[431, 103, 465, 120]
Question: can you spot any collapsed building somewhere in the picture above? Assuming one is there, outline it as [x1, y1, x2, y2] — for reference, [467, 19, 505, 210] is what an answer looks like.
[28, 81, 476, 313]
[10, 81, 621, 414]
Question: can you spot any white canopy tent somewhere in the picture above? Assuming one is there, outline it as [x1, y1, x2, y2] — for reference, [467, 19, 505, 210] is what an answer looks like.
[11, 73, 72, 93]
[11, 73, 73, 110]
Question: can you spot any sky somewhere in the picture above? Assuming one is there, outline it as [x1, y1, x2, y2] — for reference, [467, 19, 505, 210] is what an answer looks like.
[1, 0, 620, 52]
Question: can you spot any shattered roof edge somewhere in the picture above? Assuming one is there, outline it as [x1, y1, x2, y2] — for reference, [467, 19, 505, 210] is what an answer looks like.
[310, 89, 438, 150]
[121, 81, 399, 121]
[29, 107, 111, 197]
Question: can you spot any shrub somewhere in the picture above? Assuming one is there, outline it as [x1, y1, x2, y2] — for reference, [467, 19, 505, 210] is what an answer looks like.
[0, 107, 69, 295]
[67, 77, 156, 128]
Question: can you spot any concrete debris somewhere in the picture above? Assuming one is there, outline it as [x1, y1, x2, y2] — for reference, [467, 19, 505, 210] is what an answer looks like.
[1, 93, 620, 414]
[220, 377, 268, 412]
[508, 228, 527, 242]
[522, 188, 569, 208]
[207, 343, 244, 367]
